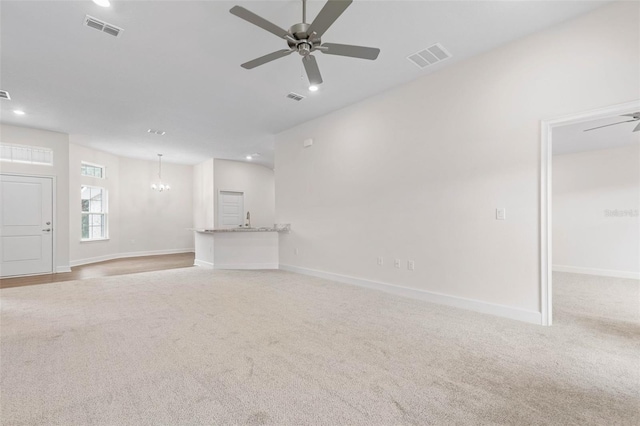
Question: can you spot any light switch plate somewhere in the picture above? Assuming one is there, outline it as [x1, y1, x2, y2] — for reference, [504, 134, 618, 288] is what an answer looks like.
[496, 208, 506, 220]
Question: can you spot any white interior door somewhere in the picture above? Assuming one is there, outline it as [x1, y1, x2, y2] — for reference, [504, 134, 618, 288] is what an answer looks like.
[218, 191, 244, 228]
[0, 175, 53, 277]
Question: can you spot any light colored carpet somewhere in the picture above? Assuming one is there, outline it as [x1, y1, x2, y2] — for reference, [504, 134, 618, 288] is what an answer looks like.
[1, 269, 638, 425]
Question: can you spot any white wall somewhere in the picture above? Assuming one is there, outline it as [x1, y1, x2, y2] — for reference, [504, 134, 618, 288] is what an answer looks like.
[214, 159, 275, 228]
[0, 124, 70, 272]
[193, 159, 214, 230]
[275, 2, 640, 322]
[68, 143, 120, 264]
[553, 144, 640, 278]
[118, 157, 194, 256]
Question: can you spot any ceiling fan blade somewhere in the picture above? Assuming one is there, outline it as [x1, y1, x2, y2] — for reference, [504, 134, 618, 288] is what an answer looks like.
[307, 0, 353, 38]
[621, 112, 640, 118]
[230, 6, 290, 40]
[321, 43, 380, 60]
[634, 122, 640, 132]
[303, 55, 323, 85]
[241, 49, 294, 69]
[583, 120, 636, 132]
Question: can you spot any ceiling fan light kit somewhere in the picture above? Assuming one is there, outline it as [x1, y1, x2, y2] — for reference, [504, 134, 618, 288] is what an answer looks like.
[230, 0, 380, 87]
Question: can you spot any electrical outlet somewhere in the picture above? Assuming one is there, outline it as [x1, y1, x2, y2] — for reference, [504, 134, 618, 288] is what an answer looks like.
[394, 259, 401, 269]
[377, 256, 383, 266]
[496, 208, 506, 220]
[407, 260, 415, 271]
[294, 248, 299, 255]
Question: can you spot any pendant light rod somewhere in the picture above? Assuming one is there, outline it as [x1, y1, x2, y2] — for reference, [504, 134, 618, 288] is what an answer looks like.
[157, 153, 163, 180]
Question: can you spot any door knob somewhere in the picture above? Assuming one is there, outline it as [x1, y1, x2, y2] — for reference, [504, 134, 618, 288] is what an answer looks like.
[42, 228, 51, 232]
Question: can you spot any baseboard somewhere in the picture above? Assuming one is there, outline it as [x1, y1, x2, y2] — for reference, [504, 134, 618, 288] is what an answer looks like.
[552, 265, 640, 280]
[194, 259, 214, 269]
[279, 264, 542, 325]
[56, 266, 72, 273]
[70, 248, 194, 267]
[214, 263, 279, 270]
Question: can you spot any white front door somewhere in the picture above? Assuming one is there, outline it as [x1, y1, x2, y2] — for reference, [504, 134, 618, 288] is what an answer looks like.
[0, 175, 53, 277]
[218, 191, 244, 228]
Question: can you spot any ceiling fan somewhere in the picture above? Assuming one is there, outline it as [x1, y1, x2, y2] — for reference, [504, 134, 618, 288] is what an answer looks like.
[229, 0, 380, 87]
[584, 112, 640, 132]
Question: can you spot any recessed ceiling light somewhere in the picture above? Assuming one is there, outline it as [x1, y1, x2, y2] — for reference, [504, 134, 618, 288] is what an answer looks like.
[92, 0, 111, 7]
[147, 129, 166, 135]
[13, 110, 25, 115]
[246, 155, 253, 160]
[309, 85, 319, 92]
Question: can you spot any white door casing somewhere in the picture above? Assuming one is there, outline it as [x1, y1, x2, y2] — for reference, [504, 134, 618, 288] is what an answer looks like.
[218, 191, 244, 228]
[0, 174, 53, 277]
[540, 100, 640, 326]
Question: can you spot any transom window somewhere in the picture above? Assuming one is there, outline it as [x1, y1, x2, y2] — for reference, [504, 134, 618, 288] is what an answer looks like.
[81, 162, 104, 178]
[81, 185, 108, 240]
[0, 143, 53, 165]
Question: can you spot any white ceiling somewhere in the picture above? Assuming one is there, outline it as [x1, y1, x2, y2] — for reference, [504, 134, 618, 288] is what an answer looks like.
[553, 114, 640, 155]
[0, 0, 611, 167]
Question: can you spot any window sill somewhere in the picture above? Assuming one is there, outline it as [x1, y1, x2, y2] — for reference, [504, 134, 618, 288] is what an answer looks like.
[80, 238, 110, 243]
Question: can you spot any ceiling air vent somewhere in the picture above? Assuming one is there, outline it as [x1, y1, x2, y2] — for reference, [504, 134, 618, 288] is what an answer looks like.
[407, 43, 452, 69]
[286, 92, 305, 101]
[84, 15, 123, 37]
[0, 90, 10, 100]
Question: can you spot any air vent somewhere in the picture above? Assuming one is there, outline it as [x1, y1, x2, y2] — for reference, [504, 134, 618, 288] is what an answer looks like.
[407, 43, 452, 69]
[84, 15, 123, 37]
[286, 92, 305, 101]
[147, 129, 166, 136]
[0, 90, 10, 100]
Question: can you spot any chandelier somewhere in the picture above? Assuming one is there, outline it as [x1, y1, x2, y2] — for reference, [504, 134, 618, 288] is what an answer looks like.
[151, 153, 170, 192]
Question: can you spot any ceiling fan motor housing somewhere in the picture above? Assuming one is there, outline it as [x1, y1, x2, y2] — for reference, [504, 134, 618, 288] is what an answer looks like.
[288, 23, 321, 56]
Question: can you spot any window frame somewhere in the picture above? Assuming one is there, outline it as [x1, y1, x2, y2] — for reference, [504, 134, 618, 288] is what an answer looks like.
[80, 161, 105, 179]
[80, 185, 109, 242]
[0, 142, 54, 166]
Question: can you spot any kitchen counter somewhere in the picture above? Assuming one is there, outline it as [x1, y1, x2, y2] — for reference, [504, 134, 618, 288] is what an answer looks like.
[193, 224, 289, 270]
[193, 224, 290, 233]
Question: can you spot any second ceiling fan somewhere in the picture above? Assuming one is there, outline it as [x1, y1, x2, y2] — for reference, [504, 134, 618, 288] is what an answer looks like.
[230, 0, 380, 87]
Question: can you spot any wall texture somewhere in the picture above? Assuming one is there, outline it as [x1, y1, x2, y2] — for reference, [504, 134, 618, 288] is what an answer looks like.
[274, 2, 640, 322]
[193, 159, 215, 230]
[553, 144, 639, 278]
[0, 124, 70, 272]
[118, 157, 194, 257]
[214, 159, 275, 228]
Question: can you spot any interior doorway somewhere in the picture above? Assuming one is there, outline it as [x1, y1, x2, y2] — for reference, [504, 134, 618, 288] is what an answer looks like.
[540, 101, 640, 325]
[0, 174, 54, 277]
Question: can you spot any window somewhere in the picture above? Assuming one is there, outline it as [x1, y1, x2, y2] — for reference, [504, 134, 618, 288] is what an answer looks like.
[81, 186, 108, 240]
[0, 143, 53, 165]
[81, 162, 104, 178]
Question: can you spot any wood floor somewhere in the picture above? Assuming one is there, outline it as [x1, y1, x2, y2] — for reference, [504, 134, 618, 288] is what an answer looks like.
[0, 252, 195, 289]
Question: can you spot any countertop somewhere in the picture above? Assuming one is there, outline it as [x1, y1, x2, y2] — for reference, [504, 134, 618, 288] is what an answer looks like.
[193, 224, 290, 233]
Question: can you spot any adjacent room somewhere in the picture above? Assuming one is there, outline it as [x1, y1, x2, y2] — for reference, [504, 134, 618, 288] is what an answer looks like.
[1, 1, 638, 424]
